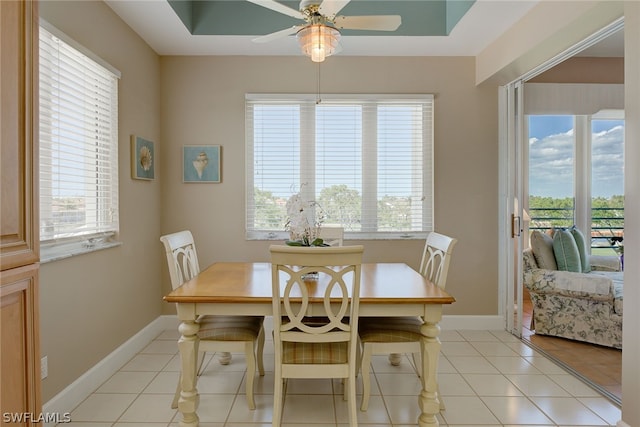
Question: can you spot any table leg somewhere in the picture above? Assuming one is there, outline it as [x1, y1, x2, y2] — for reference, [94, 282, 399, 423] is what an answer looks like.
[218, 351, 232, 365]
[388, 353, 402, 366]
[177, 320, 200, 427]
[418, 320, 441, 427]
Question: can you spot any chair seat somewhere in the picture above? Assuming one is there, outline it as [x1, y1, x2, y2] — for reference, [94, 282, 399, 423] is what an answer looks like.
[359, 316, 422, 343]
[198, 316, 264, 341]
[282, 341, 348, 364]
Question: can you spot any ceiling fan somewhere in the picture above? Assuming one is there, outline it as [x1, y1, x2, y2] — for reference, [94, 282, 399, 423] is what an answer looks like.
[247, 0, 402, 62]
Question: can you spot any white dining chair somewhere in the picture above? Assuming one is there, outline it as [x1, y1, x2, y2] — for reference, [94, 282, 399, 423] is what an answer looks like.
[160, 230, 265, 409]
[358, 231, 457, 411]
[270, 244, 364, 427]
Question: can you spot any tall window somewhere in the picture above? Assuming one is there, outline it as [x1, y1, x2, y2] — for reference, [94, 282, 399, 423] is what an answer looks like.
[591, 116, 624, 252]
[246, 94, 434, 239]
[528, 115, 575, 228]
[527, 113, 624, 252]
[39, 23, 120, 252]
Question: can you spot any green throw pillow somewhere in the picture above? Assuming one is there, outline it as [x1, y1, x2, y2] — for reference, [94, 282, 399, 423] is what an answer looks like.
[570, 226, 591, 273]
[553, 229, 582, 272]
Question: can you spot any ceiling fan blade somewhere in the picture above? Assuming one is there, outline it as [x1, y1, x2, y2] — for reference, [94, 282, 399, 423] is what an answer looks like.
[246, 0, 304, 19]
[252, 25, 303, 43]
[334, 15, 402, 31]
[318, 0, 351, 19]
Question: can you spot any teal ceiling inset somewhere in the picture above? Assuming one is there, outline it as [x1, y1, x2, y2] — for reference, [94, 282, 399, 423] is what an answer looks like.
[446, 1, 475, 34]
[167, 0, 476, 37]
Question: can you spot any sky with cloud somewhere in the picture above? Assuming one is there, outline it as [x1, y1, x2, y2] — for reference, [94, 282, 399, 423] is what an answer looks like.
[528, 116, 624, 199]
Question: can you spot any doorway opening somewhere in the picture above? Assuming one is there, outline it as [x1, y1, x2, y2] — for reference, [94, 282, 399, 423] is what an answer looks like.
[500, 19, 624, 406]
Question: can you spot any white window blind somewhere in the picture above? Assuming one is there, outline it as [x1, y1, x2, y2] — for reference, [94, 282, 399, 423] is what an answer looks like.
[39, 24, 120, 244]
[246, 94, 434, 240]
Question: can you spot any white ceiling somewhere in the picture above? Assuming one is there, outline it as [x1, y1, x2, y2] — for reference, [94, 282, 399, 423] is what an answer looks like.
[105, 0, 543, 57]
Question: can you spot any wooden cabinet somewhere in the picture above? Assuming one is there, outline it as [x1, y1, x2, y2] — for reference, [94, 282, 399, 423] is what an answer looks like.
[1, 0, 41, 424]
[1, 265, 40, 424]
[1, 0, 39, 269]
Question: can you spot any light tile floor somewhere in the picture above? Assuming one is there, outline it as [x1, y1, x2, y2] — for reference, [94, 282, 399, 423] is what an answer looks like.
[62, 324, 621, 427]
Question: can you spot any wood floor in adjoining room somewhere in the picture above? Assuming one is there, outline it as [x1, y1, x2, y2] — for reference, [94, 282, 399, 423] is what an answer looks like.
[521, 289, 622, 404]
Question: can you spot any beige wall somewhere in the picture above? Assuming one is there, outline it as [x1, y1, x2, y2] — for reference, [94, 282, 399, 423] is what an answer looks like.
[622, 3, 640, 425]
[159, 56, 500, 317]
[476, 1, 624, 85]
[39, 1, 162, 401]
[530, 57, 624, 83]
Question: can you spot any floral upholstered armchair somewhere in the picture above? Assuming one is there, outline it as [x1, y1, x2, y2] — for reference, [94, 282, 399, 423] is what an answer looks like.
[523, 229, 623, 349]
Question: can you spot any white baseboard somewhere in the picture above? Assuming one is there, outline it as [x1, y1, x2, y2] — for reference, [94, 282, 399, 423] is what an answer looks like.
[42, 313, 505, 426]
[42, 315, 177, 427]
[441, 314, 505, 330]
[617, 421, 630, 427]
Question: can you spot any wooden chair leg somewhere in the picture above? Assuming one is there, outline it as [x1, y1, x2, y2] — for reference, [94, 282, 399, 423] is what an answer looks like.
[356, 339, 361, 377]
[273, 371, 284, 427]
[347, 375, 358, 427]
[257, 325, 265, 376]
[360, 344, 373, 411]
[245, 341, 257, 410]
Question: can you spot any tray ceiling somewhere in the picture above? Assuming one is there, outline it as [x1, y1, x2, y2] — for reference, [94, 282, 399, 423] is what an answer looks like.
[105, 1, 622, 58]
[167, 0, 475, 37]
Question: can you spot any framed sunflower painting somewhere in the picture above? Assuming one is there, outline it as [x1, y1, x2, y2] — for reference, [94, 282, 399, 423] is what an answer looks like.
[131, 135, 155, 180]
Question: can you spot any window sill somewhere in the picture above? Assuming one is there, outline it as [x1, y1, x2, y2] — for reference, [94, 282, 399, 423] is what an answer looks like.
[246, 231, 428, 241]
[40, 239, 122, 264]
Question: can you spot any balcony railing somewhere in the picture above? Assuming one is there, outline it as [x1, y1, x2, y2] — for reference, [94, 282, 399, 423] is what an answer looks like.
[528, 206, 623, 252]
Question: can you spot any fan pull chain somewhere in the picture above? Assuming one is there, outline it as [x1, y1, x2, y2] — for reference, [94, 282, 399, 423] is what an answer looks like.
[316, 61, 322, 104]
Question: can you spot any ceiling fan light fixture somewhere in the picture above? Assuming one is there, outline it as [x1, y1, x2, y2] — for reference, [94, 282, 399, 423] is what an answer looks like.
[297, 24, 340, 62]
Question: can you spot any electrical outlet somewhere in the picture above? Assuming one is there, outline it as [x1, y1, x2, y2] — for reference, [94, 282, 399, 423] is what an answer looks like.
[41, 356, 48, 379]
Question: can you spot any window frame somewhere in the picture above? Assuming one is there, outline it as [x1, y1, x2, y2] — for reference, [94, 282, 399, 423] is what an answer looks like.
[245, 93, 434, 241]
[38, 21, 121, 262]
[526, 111, 624, 253]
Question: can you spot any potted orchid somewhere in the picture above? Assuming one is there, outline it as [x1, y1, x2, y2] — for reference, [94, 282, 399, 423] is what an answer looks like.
[284, 192, 328, 247]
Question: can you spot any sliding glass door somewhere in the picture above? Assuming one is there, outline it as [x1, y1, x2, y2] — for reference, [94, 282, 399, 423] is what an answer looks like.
[499, 83, 527, 337]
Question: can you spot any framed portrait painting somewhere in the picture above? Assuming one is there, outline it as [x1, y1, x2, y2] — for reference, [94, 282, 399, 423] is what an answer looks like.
[131, 135, 155, 180]
[183, 145, 221, 183]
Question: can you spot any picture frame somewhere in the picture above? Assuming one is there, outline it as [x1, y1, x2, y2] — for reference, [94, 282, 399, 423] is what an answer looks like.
[183, 145, 221, 183]
[131, 135, 155, 180]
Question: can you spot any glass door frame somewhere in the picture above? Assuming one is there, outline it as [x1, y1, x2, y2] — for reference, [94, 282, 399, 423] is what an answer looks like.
[498, 18, 625, 338]
[499, 82, 526, 337]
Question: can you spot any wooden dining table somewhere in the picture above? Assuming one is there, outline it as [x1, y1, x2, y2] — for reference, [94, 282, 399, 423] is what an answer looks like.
[164, 261, 455, 427]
